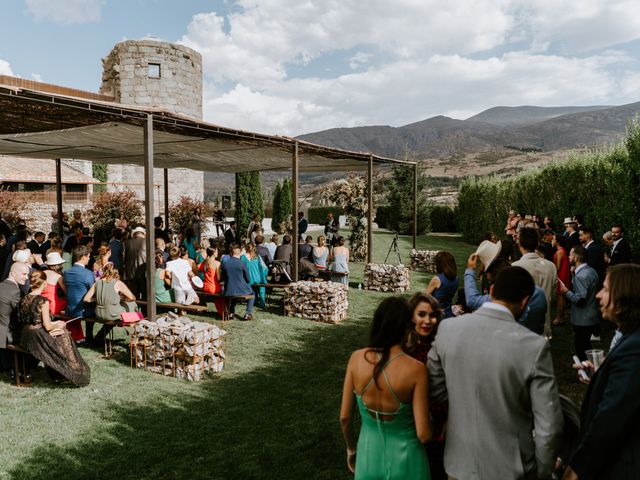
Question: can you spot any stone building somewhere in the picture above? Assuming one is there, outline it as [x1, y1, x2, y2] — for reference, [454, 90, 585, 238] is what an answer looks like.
[99, 39, 204, 205]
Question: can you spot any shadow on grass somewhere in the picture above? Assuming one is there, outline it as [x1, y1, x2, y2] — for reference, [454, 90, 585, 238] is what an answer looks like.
[8, 316, 368, 480]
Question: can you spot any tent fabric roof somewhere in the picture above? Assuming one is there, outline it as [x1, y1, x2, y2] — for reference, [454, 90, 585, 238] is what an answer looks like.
[0, 83, 414, 173]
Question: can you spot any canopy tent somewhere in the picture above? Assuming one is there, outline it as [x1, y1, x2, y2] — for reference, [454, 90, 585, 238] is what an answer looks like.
[0, 80, 419, 320]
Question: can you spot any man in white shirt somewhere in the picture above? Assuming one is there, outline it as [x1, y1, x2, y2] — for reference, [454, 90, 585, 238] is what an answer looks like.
[513, 228, 557, 339]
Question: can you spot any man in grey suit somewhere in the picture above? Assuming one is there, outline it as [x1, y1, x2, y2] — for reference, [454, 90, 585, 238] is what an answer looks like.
[559, 245, 600, 361]
[0, 262, 29, 371]
[428, 266, 563, 479]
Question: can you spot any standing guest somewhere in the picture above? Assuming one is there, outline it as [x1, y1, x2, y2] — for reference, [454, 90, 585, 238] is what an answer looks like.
[40, 232, 56, 257]
[543, 215, 555, 232]
[182, 227, 198, 260]
[221, 244, 255, 321]
[0, 235, 9, 279]
[324, 212, 340, 247]
[108, 228, 124, 274]
[264, 233, 278, 262]
[563, 264, 640, 480]
[202, 246, 225, 318]
[428, 267, 563, 479]
[83, 263, 137, 344]
[553, 234, 571, 325]
[242, 243, 269, 308]
[607, 224, 631, 265]
[254, 235, 271, 266]
[224, 221, 238, 252]
[298, 235, 313, 261]
[574, 213, 585, 233]
[563, 217, 581, 248]
[114, 213, 127, 231]
[340, 297, 431, 478]
[123, 226, 147, 300]
[312, 235, 329, 270]
[191, 207, 203, 245]
[18, 270, 90, 386]
[579, 227, 605, 286]
[297, 211, 308, 241]
[404, 293, 447, 479]
[154, 215, 171, 243]
[0, 212, 12, 240]
[330, 236, 349, 284]
[0, 262, 28, 372]
[250, 226, 262, 245]
[513, 228, 557, 338]
[213, 206, 225, 237]
[504, 209, 518, 239]
[63, 245, 94, 343]
[425, 251, 459, 319]
[69, 209, 83, 232]
[46, 236, 63, 257]
[41, 252, 67, 317]
[539, 229, 555, 261]
[559, 246, 600, 361]
[165, 246, 199, 306]
[154, 249, 173, 303]
[601, 231, 613, 252]
[27, 231, 46, 257]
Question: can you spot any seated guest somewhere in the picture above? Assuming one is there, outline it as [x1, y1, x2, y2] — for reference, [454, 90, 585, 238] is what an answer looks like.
[46, 235, 63, 257]
[221, 244, 255, 320]
[42, 252, 67, 317]
[108, 228, 124, 273]
[92, 244, 111, 279]
[242, 244, 269, 308]
[182, 227, 198, 260]
[63, 245, 95, 343]
[425, 251, 459, 319]
[0, 262, 29, 372]
[83, 263, 137, 344]
[330, 236, 349, 284]
[155, 237, 169, 265]
[264, 234, 278, 263]
[165, 246, 199, 306]
[18, 270, 90, 386]
[40, 232, 56, 257]
[61, 235, 79, 272]
[202, 246, 225, 318]
[255, 235, 271, 266]
[154, 249, 173, 303]
[273, 234, 293, 283]
[312, 235, 329, 270]
[298, 235, 313, 261]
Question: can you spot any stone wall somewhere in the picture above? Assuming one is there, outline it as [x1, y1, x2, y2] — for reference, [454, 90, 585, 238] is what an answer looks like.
[100, 39, 204, 203]
[22, 199, 92, 234]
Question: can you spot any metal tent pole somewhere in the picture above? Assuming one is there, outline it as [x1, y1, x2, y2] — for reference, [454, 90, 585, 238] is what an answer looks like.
[413, 162, 418, 249]
[55, 158, 63, 236]
[144, 114, 156, 321]
[291, 141, 299, 282]
[367, 154, 374, 264]
[163, 168, 169, 231]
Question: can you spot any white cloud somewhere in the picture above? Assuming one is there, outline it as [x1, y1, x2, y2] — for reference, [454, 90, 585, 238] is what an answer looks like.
[31, 73, 42, 82]
[180, 1, 640, 135]
[25, 0, 104, 25]
[0, 58, 13, 76]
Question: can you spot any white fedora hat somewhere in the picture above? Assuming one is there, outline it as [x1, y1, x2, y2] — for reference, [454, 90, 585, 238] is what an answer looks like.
[132, 226, 146, 235]
[475, 240, 502, 270]
[12, 249, 32, 264]
[563, 217, 575, 225]
[45, 251, 65, 266]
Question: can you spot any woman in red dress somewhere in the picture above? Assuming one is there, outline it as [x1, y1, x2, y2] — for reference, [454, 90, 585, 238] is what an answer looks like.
[553, 234, 571, 325]
[202, 246, 225, 319]
[41, 252, 67, 316]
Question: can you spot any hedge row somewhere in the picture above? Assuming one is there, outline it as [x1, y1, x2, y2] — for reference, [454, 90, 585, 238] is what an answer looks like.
[376, 204, 457, 233]
[457, 135, 640, 258]
[308, 206, 344, 224]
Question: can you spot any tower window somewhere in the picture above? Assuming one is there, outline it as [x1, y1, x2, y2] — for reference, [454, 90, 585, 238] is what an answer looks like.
[148, 63, 161, 78]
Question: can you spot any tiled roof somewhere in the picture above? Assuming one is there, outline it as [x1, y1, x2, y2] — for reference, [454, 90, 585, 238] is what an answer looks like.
[0, 156, 97, 184]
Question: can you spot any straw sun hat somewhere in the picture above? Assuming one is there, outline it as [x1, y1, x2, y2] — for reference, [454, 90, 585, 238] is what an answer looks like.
[45, 252, 65, 266]
[474, 240, 502, 270]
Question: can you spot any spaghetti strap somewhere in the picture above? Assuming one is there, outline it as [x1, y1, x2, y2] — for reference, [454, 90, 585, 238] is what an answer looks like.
[360, 351, 407, 402]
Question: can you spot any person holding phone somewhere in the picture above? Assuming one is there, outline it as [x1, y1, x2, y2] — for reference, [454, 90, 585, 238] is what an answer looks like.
[564, 264, 640, 479]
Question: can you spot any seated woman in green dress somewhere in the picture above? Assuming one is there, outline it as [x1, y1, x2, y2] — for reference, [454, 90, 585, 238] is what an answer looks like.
[340, 297, 432, 479]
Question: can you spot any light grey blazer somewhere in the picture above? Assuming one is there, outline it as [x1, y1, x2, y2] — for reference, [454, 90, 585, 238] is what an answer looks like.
[565, 264, 600, 327]
[428, 304, 563, 480]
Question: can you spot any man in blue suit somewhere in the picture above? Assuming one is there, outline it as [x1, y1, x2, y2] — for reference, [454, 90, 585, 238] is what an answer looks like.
[560, 245, 600, 361]
[221, 244, 254, 321]
[63, 245, 95, 343]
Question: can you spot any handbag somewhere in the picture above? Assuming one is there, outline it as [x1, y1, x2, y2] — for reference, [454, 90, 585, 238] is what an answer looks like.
[120, 311, 144, 325]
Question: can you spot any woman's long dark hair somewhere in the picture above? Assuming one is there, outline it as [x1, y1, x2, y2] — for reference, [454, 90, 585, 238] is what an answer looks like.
[367, 297, 412, 388]
[606, 264, 640, 333]
[404, 293, 443, 357]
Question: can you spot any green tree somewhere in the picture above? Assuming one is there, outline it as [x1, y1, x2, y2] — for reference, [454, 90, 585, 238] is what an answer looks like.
[92, 162, 108, 193]
[386, 164, 431, 235]
[277, 177, 292, 234]
[271, 181, 282, 234]
[235, 171, 265, 236]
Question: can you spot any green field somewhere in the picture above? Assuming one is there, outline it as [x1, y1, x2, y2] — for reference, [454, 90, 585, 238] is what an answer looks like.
[0, 231, 609, 479]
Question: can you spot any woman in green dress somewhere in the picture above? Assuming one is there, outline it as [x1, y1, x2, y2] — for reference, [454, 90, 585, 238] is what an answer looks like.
[340, 297, 431, 479]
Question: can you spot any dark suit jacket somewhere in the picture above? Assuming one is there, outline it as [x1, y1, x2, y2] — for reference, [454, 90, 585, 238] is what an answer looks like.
[298, 243, 313, 261]
[274, 244, 292, 262]
[123, 237, 146, 281]
[570, 328, 640, 479]
[0, 279, 22, 348]
[256, 244, 271, 265]
[221, 257, 252, 296]
[609, 237, 632, 265]
[566, 231, 581, 248]
[224, 228, 237, 249]
[585, 241, 605, 285]
[27, 240, 44, 257]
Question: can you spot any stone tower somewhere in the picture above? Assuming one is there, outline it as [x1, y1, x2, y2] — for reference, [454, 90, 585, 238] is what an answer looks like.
[100, 39, 204, 206]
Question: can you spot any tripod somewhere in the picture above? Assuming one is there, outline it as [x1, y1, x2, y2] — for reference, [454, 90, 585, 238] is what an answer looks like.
[384, 232, 402, 264]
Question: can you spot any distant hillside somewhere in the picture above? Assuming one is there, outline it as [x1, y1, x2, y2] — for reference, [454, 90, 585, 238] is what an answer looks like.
[466, 105, 611, 127]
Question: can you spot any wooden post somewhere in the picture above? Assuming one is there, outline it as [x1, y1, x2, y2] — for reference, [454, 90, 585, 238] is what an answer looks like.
[163, 168, 170, 232]
[367, 154, 374, 264]
[291, 141, 299, 282]
[55, 158, 63, 236]
[143, 114, 156, 321]
[413, 162, 418, 249]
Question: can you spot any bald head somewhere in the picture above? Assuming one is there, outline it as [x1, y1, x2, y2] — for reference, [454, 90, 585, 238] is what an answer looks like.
[9, 262, 29, 286]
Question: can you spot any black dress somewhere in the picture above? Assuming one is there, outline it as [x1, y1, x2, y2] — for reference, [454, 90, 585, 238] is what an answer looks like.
[18, 294, 90, 387]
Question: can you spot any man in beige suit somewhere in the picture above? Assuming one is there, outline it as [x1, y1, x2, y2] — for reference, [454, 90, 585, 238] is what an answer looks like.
[428, 266, 563, 479]
[513, 228, 557, 339]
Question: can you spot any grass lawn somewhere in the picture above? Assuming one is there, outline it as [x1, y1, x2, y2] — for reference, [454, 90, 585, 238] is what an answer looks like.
[0, 231, 609, 479]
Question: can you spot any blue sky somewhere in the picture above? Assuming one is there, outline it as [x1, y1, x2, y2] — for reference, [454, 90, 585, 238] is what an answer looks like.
[1, 0, 640, 136]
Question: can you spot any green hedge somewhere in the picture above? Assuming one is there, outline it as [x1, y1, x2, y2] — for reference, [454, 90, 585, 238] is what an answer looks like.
[308, 206, 344, 224]
[430, 205, 458, 232]
[457, 135, 640, 259]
